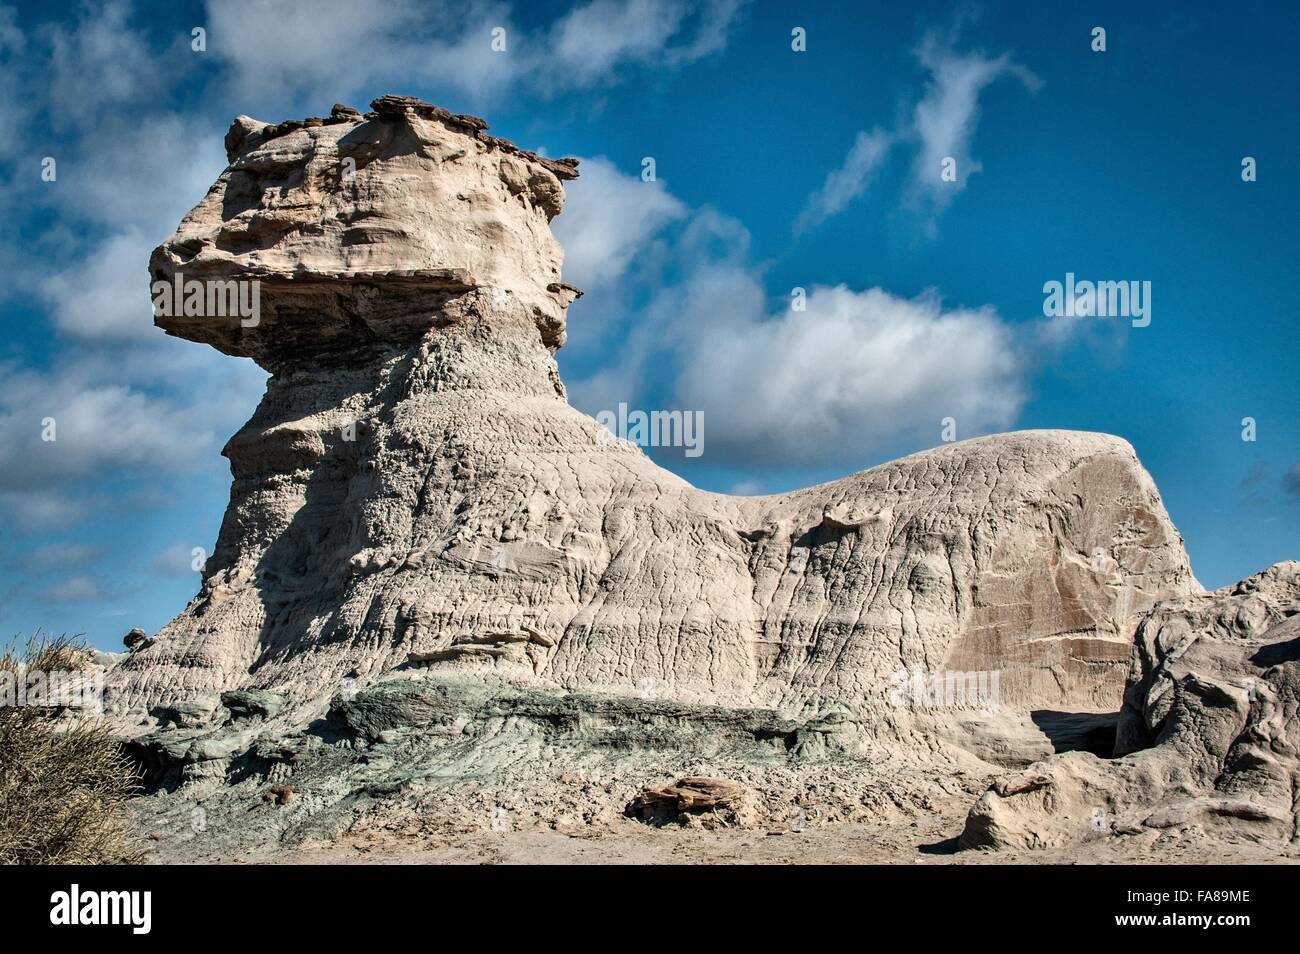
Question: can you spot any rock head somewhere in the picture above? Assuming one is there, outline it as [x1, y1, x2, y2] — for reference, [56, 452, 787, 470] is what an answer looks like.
[149, 96, 579, 367]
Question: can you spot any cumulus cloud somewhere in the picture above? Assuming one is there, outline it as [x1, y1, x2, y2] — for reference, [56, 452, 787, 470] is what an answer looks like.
[44, 0, 167, 129]
[201, 0, 509, 104]
[53, 114, 226, 231]
[677, 284, 1024, 464]
[0, 355, 265, 536]
[552, 156, 687, 292]
[0, 361, 218, 493]
[563, 162, 1032, 466]
[0, 3, 266, 532]
[0, 345, 266, 535]
[41, 229, 159, 341]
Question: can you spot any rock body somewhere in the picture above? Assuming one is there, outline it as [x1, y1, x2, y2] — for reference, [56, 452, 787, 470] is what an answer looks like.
[111, 96, 1198, 739]
[962, 562, 1300, 850]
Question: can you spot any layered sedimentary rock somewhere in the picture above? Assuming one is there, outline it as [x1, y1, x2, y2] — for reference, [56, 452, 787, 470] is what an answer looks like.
[962, 562, 1300, 850]
[110, 96, 1199, 736]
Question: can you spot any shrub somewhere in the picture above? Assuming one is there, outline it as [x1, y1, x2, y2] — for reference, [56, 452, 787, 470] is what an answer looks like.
[0, 633, 143, 864]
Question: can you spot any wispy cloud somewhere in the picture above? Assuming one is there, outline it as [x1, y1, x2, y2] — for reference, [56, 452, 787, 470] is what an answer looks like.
[794, 25, 1039, 233]
[909, 31, 1040, 211]
[31, 543, 102, 569]
[47, 575, 103, 602]
[794, 128, 894, 235]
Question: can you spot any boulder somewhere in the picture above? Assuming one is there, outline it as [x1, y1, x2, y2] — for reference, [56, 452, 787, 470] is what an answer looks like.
[629, 777, 756, 827]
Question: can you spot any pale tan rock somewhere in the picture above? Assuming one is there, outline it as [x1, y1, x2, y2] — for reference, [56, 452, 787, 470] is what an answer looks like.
[962, 562, 1300, 850]
[111, 98, 1198, 748]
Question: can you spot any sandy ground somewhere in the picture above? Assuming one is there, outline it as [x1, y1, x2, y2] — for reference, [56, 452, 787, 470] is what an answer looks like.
[199, 807, 1300, 865]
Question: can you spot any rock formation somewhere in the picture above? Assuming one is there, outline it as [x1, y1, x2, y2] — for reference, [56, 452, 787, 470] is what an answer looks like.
[111, 99, 1195, 727]
[962, 562, 1300, 850]
[106, 96, 1297, 860]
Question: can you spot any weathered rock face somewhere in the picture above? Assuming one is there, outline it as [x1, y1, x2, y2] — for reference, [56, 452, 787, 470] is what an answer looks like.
[111, 97, 1198, 736]
[962, 562, 1300, 851]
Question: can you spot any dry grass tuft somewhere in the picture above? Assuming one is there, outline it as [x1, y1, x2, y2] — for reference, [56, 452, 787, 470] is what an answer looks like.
[0, 633, 144, 864]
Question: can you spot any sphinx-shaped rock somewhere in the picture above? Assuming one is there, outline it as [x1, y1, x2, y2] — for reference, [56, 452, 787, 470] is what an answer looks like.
[111, 97, 1197, 747]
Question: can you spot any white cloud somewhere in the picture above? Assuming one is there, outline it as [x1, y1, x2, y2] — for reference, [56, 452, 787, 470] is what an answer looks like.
[0, 346, 266, 538]
[0, 351, 264, 494]
[0, 364, 214, 492]
[910, 32, 1039, 209]
[552, 156, 687, 292]
[44, 0, 177, 130]
[793, 28, 1039, 231]
[150, 543, 203, 577]
[41, 229, 158, 341]
[55, 114, 226, 231]
[544, 0, 743, 85]
[203, 0, 745, 108]
[562, 168, 1032, 467]
[47, 575, 102, 602]
[794, 128, 893, 235]
[206, 0, 418, 82]
[677, 284, 1025, 465]
[31, 543, 101, 569]
[549, 0, 688, 84]
[0, 3, 266, 536]
[0, 490, 86, 529]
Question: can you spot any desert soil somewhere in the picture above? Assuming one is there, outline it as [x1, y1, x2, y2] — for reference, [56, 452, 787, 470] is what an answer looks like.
[187, 805, 1300, 866]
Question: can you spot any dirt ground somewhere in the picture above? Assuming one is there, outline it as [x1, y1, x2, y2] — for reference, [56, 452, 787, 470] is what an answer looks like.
[199, 806, 1300, 865]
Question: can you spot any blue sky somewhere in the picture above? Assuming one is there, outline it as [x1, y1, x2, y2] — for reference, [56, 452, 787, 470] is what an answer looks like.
[0, 0, 1296, 651]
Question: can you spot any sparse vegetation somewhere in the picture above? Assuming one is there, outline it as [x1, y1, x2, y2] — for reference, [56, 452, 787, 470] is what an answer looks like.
[0, 633, 143, 864]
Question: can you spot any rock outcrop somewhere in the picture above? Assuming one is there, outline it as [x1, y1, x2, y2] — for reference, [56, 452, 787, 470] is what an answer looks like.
[112, 96, 1197, 736]
[962, 562, 1300, 850]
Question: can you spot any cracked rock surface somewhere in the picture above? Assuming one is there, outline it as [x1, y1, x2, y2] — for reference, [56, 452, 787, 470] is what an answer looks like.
[962, 562, 1300, 851]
